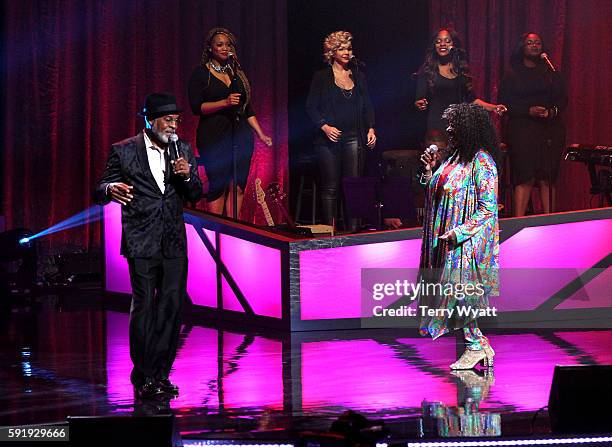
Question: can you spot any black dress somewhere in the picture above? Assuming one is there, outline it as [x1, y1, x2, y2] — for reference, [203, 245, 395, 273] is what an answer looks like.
[499, 63, 567, 186]
[188, 65, 255, 201]
[416, 71, 475, 134]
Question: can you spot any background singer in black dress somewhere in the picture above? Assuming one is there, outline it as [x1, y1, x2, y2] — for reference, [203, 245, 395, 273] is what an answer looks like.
[499, 33, 567, 216]
[306, 31, 376, 231]
[188, 27, 272, 218]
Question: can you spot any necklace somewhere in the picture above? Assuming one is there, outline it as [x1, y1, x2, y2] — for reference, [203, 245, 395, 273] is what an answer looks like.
[339, 87, 353, 99]
[209, 62, 230, 74]
[335, 80, 354, 99]
[333, 67, 354, 99]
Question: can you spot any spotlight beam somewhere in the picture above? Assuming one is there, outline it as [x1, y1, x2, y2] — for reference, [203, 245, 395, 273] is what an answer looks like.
[26, 206, 103, 242]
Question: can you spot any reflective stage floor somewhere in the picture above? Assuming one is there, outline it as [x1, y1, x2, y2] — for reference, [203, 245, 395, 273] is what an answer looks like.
[1, 290, 612, 443]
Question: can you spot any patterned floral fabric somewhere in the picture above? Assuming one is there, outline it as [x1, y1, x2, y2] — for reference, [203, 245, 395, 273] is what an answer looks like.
[463, 322, 490, 351]
[418, 149, 499, 340]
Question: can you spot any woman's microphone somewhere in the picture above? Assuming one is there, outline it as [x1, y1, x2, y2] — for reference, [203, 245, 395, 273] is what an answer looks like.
[349, 55, 366, 67]
[228, 52, 242, 71]
[540, 52, 556, 72]
[419, 144, 439, 184]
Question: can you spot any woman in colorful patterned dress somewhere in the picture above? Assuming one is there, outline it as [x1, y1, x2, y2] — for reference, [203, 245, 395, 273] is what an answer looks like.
[418, 102, 499, 370]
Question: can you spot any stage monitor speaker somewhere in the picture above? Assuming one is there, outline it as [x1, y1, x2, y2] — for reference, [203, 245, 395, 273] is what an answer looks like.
[548, 364, 612, 434]
[67, 414, 180, 446]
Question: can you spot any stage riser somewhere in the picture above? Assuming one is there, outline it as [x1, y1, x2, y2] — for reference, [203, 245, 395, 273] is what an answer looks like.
[103, 205, 612, 331]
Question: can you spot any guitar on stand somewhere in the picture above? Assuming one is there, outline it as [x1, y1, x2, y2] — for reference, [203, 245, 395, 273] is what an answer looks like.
[255, 178, 275, 227]
[255, 178, 313, 236]
[265, 182, 296, 228]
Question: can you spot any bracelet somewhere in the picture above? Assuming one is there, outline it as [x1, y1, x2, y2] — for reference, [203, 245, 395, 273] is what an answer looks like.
[419, 171, 433, 185]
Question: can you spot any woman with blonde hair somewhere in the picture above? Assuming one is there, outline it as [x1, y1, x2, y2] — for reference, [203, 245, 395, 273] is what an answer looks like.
[188, 27, 272, 217]
[306, 31, 376, 231]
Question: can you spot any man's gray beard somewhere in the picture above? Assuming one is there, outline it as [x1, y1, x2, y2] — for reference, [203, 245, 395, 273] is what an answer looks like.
[152, 129, 169, 144]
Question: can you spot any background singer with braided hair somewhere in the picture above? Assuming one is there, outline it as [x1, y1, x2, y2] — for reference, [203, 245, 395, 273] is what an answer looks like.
[188, 27, 272, 218]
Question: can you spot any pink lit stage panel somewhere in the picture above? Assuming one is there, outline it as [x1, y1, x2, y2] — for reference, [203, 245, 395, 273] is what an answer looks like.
[103, 204, 612, 331]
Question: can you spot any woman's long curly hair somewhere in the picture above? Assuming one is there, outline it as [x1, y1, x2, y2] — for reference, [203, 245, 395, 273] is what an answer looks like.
[442, 103, 500, 167]
[417, 27, 473, 96]
[199, 27, 251, 107]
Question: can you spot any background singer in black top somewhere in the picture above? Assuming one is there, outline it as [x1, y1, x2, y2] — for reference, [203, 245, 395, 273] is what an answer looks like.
[306, 31, 376, 231]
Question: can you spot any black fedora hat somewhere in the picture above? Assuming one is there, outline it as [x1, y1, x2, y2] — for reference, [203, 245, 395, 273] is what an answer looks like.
[138, 92, 182, 119]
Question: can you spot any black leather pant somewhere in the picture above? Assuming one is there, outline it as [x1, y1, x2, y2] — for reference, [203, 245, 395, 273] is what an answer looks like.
[315, 133, 364, 230]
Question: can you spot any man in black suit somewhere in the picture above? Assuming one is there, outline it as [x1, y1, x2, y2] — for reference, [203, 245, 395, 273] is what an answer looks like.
[95, 92, 202, 399]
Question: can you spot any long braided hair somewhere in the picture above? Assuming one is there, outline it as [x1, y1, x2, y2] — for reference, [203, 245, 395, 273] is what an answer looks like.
[442, 103, 500, 167]
[417, 27, 473, 98]
[200, 27, 252, 109]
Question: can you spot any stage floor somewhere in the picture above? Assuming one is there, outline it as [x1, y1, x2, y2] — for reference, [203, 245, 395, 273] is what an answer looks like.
[2, 290, 612, 442]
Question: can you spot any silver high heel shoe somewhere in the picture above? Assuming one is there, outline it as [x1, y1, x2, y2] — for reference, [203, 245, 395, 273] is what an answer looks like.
[450, 346, 494, 370]
[483, 344, 495, 368]
[450, 349, 487, 370]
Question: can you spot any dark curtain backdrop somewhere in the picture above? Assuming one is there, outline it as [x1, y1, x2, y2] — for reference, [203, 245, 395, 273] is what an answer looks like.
[1, 0, 288, 250]
[430, 0, 612, 212]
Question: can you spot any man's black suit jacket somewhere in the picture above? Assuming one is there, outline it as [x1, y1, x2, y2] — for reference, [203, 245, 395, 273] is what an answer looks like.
[95, 132, 202, 258]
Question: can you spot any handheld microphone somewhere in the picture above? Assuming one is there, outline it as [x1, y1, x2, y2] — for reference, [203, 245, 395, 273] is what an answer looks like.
[228, 52, 242, 71]
[169, 133, 180, 160]
[424, 144, 439, 169]
[418, 144, 439, 184]
[419, 144, 438, 170]
[540, 52, 556, 72]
